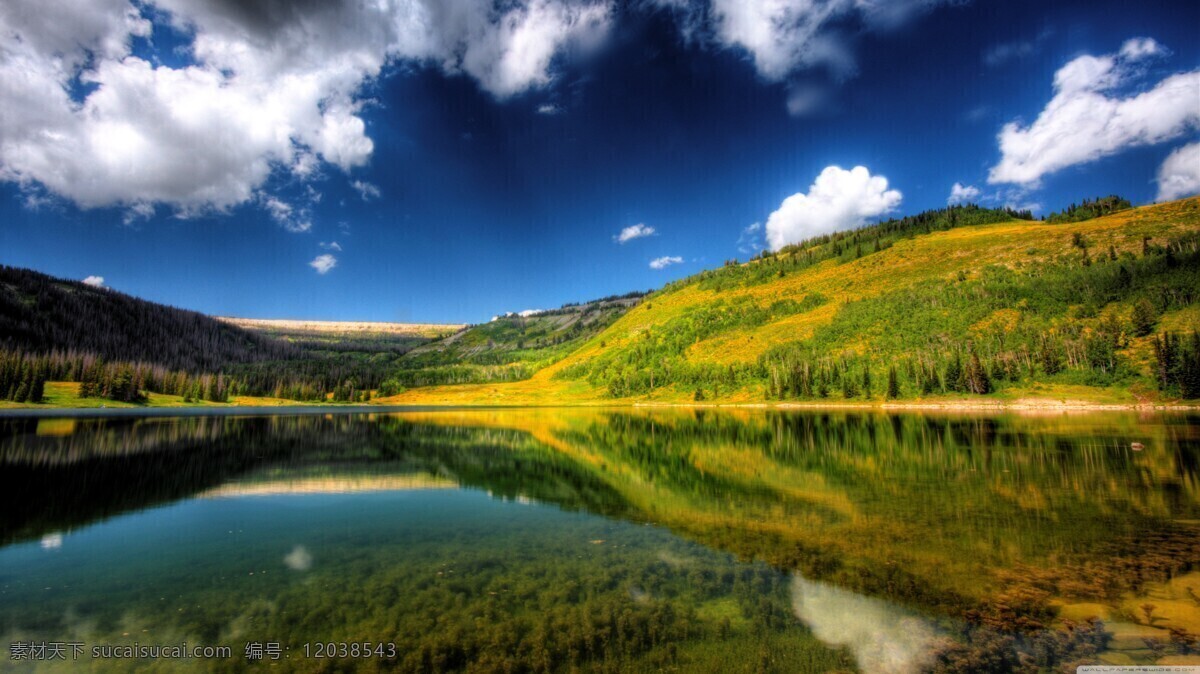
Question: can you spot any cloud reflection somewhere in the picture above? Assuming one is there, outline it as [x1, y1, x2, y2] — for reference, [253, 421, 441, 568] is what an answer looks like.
[791, 574, 939, 674]
[284, 546, 313, 572]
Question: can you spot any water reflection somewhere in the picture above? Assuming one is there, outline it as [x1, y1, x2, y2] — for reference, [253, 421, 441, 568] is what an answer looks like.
[1, 408, 1198, 671]
[791, 575, 939, 674]
[282, 545, 312, 572]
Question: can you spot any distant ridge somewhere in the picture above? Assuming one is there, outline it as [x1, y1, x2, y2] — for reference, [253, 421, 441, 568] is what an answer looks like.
[215, 317, 464, 338]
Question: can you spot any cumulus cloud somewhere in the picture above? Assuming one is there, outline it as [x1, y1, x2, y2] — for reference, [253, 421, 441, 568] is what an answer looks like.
[537, 103, 561, 115]
[81, 275, 106, 288]
[947, 182, 981, 205]
[454, 0, 612, 98]
[649, 255, 683, 269]
[1157, 142, 1200, 202]
[319, 241, 342, 252]
[309, 254, 337, 274]
[989, 38, 1200, 186]
[0, 0, 613, 218]
[709, 0, 943, 82]
[616, 223, 656, 243]
[765, 165, 901, 250]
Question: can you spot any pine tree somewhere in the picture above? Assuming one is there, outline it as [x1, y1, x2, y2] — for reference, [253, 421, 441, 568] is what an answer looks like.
[965, 352, 992, 395]
[1182, 331, 1200, 399]
[29, 371, 45, 403]
[1038, 336, 1062, 375]
[1153, 333, 1179, 392]
[886, 367, 900, 400]
[945, 355, 964, 392]
[1130, 299, 1158, 337]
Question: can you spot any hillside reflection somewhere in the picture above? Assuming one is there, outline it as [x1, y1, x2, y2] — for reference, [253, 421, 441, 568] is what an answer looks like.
[2, 409, 1198, 671]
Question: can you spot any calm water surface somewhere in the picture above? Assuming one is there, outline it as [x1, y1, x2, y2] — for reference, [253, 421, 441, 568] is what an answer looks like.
[1, 409, 1198, 673]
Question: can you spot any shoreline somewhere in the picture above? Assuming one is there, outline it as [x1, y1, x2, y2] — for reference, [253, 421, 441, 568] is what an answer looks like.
[2, 397, 1197, 418]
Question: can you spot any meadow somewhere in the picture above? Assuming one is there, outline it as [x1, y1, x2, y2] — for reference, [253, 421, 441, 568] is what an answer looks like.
[381, 197, 1200, 407]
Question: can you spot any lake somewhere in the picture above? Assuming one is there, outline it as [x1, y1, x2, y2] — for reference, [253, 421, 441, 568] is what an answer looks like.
[1, 409, 1198, 672]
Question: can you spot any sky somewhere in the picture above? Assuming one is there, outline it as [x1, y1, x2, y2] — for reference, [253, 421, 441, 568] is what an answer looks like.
[1, 0, 1198, 323]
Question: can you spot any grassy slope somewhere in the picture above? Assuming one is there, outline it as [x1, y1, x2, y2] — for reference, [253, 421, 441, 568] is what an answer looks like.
[383, 297, 639, 387]
[381, 197, 1200, 406]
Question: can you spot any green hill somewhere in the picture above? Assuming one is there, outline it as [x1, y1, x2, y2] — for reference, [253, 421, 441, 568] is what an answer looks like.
[5, 197, 1199, 409]
[379, 293, 644, 392]
[0, 265, 295, 371]
[383, 197, 1200, 406]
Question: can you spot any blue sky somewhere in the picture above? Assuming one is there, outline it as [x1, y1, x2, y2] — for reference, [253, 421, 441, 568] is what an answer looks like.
[1, 0, 1197, 323]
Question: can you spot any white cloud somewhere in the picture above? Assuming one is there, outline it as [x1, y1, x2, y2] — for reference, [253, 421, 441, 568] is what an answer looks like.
[82, 275, 105, 288]
[616, 223, 656, 243]
[1005, 200, 1041, 214]
[1120, 37, 1164, 61]
[709, 0, 942, 82]
[0, 0, 613, 218]
[351, 180, 380, 201]
[947, 182, 981, 205]
[711, 0, 851, 81]
[456, 0, 612, 99]
[649, 255, 683, 269]
[1157, 142, 1200, 202]
[765, 165, 901, 250]
[263, 196, 311, 233]
[537, 103, 561, 115]
[309, 254, 337, 274]
[122, 202, 156, 225]
[319, 241, 343, 252]
[989, 38, 1200, 185]
[737, 222, 765, 255]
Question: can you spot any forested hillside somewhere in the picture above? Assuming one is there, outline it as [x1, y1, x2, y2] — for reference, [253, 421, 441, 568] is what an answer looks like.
[0, 268, 433, 404]
[0, 266, 295, 370]
[0, 265, 641, 406]
[381, 197, 1200, 406]
[5, 197, 1199, 409]
[378, 293, 644, 393]
[217, 317, 458, 399]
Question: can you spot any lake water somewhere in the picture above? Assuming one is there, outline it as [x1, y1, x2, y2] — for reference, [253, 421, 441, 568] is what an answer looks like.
[1, 409, 1198, 673]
